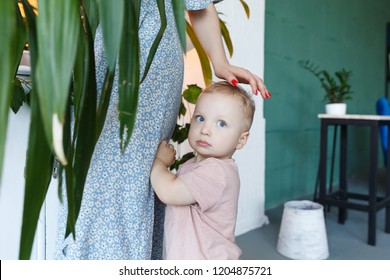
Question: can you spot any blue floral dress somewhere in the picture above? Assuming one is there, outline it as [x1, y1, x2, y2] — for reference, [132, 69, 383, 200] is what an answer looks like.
[55, 0, 212, 260]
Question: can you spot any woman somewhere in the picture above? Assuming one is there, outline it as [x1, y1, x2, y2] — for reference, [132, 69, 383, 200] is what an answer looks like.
[55, 0, 269, 260]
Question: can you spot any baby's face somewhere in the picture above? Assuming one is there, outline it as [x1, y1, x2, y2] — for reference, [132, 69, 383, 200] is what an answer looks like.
[188, 91, 249, 161]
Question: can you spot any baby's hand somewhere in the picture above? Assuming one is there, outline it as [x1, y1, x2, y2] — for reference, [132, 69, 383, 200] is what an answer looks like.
[155, 141, 176, 167]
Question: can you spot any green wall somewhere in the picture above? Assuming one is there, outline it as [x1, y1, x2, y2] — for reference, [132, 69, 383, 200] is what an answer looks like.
[264, 0, 390, 209]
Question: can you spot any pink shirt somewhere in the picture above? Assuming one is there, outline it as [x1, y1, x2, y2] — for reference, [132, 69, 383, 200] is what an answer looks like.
[163, 157, 242, 259]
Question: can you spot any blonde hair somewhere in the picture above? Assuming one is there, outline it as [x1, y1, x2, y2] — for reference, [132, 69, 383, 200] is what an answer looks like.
[201, 81, 256, 130]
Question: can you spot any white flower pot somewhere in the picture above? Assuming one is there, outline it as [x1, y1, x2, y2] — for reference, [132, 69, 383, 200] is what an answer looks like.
[325, 103, 347, 115]
[276, 200, 329, 260]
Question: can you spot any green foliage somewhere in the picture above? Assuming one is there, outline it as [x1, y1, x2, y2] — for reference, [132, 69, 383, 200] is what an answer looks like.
[299, 60, 353, 104]
[11, 77, 31, 114]
[20, 89, 54, 260]
[182, 84, 203, 106]
[170, 84, 202, 170]
[0, 0, 18, 193]
[172, 0, 186, 52]
[170, 152, 195, 171]
[1, 0, 186, 259]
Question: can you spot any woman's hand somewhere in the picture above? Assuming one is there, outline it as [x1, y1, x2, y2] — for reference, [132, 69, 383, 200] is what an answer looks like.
[188, 4, 271, 100]
[214, 63, 271, 99]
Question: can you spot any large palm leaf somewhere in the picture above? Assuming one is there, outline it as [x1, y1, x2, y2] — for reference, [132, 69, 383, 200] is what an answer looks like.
[17, 0, 181, 259]
[0, 1, 18, 183]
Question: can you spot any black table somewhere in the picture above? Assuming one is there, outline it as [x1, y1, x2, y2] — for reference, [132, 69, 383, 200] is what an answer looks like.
[317, 114, 390, 245]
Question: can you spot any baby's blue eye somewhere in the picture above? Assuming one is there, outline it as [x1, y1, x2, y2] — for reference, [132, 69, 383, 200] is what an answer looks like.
[195, 115, 204, 122]
[217, 120, 226, 127]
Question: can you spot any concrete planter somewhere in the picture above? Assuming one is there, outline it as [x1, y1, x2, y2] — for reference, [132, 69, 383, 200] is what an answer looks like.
[276, 200, 329, 260]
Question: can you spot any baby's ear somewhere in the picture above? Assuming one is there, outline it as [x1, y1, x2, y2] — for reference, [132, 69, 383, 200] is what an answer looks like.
[236, 131, 250, 150]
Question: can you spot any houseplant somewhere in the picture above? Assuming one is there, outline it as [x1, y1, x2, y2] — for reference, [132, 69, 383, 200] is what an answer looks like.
[1, 0, 186, 260]
[0, 0, 249, 259]
[299, 60, 352, 115]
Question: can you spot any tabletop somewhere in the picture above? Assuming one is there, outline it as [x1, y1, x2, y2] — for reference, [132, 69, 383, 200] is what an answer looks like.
[318, 114, 390, 121]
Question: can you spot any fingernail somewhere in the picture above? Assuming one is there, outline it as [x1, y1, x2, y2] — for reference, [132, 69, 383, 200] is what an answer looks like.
[231, 79, 238, 86]
[266, 92, 272, 98]
[255, 90, 259, 96]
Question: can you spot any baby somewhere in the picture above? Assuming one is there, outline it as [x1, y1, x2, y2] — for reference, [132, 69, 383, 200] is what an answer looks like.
[150, 81, 255, 259]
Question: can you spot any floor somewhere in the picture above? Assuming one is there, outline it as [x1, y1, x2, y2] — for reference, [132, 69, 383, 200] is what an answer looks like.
[236, 173, 390, 260]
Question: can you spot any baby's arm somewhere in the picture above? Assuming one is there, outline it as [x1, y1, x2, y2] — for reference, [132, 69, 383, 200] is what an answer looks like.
[150, 141, 196, 206]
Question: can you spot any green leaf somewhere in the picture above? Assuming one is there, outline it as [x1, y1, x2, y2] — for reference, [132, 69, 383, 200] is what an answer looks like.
[35, 0, 80, 164]
[64, 10, 99, 238]
[140, 1, 167, 83]
[16, 0, 45, 259]
[239, 0, 250, 19]
[186, 21, 212, 86]
[171, 123, 190, 144]
[14, 2, 27, 72]
[183, 84, 202, 104]
[178, 101, 187, 118]
[0, 0, 17, 182]
[84, 0, 100, 37]
[62, 5, 115, 238]
[73, 10, 97, 219]
[72, 24, 87, 122]
[299, 60, 352, 103]
[96, 69, 115, 141]
[220, 19, 233, 58]
[10, 78, 26, 114]
[170, 152, 195, 171]
[63, 95, 76, 239]
[172, 0, 186, 53]
[98, 0, 124, 71]
[19, 90, 54, 260]
[118, 0, 140, 152]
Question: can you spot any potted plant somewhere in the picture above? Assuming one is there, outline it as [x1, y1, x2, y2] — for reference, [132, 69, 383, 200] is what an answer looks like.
[1, 0, 187, 259]
[299, 60, 352, 115]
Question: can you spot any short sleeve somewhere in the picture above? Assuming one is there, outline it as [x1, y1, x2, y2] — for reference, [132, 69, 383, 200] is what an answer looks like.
[185, 0, 213, 11]
[178, 158, 228, 212]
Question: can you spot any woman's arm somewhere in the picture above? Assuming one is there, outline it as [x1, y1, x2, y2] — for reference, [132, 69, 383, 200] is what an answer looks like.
[150, 141, 196, 206]
[188, 4, 270, 99]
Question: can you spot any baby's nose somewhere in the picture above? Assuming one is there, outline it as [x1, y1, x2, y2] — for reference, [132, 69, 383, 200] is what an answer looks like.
[200, 124, 211, 136]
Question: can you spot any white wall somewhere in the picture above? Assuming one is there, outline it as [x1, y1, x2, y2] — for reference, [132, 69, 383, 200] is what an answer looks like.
[219, 0, 268, 235]
[0, 106, 31, 259]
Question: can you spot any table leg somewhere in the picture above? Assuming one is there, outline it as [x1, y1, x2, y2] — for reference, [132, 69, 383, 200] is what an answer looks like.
[329, 126, 338, 195]
[368, 123, 379, 246]
[319, 121, 328, 209]
[338, 124, 348, 224]
[314, 125, 338, 205]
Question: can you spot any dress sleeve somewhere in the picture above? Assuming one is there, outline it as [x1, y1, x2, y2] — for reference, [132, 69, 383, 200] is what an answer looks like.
[185, 0, 213, 11]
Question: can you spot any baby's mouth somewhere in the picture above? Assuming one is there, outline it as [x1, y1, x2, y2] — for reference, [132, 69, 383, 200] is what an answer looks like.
[196, 140, 211, 147]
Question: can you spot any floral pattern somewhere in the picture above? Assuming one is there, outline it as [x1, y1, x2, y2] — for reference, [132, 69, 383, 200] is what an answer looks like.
[55, 0, 212, 260]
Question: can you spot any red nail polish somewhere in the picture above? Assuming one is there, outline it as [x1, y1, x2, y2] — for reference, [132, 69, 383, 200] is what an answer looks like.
[231, 79, 238, 86]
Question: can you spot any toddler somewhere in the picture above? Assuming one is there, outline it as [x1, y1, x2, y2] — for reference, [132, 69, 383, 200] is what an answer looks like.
[150, 81, 255, 259]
